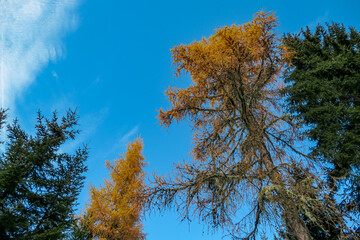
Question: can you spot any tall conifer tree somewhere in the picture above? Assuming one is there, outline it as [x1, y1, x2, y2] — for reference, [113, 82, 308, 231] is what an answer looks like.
[0, 109, 88, 239]
[283, 23, 360, 217]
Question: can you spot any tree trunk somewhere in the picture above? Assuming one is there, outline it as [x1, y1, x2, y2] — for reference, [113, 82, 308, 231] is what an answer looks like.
[259, 143, 312, 240]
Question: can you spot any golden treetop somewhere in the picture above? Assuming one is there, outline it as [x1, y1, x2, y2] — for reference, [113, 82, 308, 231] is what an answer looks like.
[159, 11, 288, 128]
[83, 138, 147, 240]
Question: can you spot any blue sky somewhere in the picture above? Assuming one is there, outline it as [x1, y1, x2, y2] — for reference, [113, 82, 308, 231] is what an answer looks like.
[1, 0, 359, 239]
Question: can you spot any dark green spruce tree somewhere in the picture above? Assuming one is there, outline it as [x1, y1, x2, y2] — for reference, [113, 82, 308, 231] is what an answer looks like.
[283, 23, 360, 238]
[0, 109, 88, 239]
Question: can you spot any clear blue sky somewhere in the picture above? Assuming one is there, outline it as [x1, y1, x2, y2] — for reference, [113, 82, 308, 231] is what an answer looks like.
[1, 0, 359, 239]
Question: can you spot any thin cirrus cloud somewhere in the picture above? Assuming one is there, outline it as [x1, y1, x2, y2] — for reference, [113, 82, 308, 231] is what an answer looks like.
[107, 126, 140, 156]
[120, 126, 140, 144]
[0, 0, 80, 109]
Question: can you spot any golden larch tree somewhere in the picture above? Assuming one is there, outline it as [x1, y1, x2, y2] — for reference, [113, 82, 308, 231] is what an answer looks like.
[82, 138, 147, 240]
[147, 11, 344, 240]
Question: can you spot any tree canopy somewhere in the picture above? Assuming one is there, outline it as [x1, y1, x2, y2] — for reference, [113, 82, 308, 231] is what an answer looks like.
[80, 138, 147, 240]
[3, 10, 359, 240]
[148, 11, 344, 240]
[283, 23, 360, 216]
[0, 109, 88, 240]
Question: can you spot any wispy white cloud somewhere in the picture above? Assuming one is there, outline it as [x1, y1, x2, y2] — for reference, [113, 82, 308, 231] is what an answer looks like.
[0, 0, 80, 109]
[59, 107, 109, 154]
[107, 125, 140, 156]
[119, 125, 139, 144]
[52, 70, 59, 79]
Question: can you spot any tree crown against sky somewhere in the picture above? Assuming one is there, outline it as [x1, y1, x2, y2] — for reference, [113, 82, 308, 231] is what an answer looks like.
[283, 23, 360, 213]
[0, 109, 88, 240]
[80, 138, 147, 240]
[147, 11, 346, 240]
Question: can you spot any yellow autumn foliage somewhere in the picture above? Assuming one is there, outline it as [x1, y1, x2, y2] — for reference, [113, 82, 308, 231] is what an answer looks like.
[150, 11, 339, 240]
[83, 138, 147, 240]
